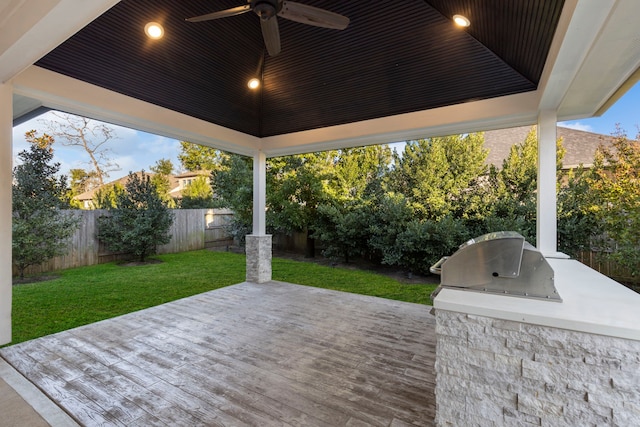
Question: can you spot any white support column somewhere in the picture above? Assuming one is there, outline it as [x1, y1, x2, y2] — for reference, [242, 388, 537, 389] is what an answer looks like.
[246, 150, 272, 283]
[252, 151, 266, 235]
[537, 110, 564, 257]
[0, 83, 13, 345]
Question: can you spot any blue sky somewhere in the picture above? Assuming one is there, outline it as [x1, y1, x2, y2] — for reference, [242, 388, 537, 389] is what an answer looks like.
[12, 82, 640, 181]
[12, 112, 183, 181]
[560, 82, 640, 136]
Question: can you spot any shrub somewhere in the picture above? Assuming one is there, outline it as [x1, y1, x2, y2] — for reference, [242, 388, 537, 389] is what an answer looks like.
[12, 142, 80, 279]
[97, 171, 174, 262]
[313, 202, 371, 263]
[389, 217, 469, 275]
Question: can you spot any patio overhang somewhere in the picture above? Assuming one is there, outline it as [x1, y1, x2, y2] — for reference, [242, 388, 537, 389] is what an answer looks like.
[2, 0, 640, 344]
[3, 1, 639, 158]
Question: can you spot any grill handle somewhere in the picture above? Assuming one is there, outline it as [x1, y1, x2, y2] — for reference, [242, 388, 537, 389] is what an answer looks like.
[429, 256, 448, 275]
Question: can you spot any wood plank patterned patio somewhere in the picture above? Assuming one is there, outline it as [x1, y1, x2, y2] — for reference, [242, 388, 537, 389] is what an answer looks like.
[0, 281, 436, 426]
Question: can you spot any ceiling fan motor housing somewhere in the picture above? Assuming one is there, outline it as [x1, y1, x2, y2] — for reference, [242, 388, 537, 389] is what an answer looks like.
[253, 0, 281, 20]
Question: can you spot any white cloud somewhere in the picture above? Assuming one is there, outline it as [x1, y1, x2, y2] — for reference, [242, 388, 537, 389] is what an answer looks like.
[559, 121, 594, 132]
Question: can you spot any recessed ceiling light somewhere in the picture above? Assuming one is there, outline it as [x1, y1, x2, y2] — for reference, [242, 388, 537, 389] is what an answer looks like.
[145, 22, 164, 39]
[248, 78, 261, 90]
[453, 14, 470, 28]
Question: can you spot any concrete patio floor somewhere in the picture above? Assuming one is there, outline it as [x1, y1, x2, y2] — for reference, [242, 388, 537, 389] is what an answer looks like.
[0, 281, 436, 426]
[0, 357, 78, 426]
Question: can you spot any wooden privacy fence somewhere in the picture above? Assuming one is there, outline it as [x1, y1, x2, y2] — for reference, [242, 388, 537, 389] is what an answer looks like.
[14, 208, 234, 276]
[576, 250, 638, 284]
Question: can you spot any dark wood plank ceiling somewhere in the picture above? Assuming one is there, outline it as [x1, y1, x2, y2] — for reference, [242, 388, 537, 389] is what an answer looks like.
[35, 0, 564, 137]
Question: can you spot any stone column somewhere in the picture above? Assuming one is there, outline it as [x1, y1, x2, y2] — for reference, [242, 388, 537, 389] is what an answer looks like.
[246, 151, 272, 283]
[433, 259, 640, 426]
[245, 234, 272, 283]
[0, 83, 12, 345]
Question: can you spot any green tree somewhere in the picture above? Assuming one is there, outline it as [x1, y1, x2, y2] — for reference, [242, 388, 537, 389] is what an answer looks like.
[211, 154, 253, 243]
[68, 168, 99, 208]
[69, 168, 99, 195]
[97, 171, 174, 262]
[557, 166, 601, 257]
[589, 128, 640, 274]
[93, 182, 125, 209]
[313, 145, 392, 262]
[180, 176, 214, 208]
[386, 133, 488, 220]
[330, 146, 392, 201]
[313, 201, 372, 263]
[268, 152, 335, 257]
[488, 127, 565, 243]
[390, 216, 469, 275]
[367, 192, 415, 266]
[178, 141, 227, 171]
[150, 159, 176, 208]
[151, 158, 174, 175]
[12, 134, 79, 279]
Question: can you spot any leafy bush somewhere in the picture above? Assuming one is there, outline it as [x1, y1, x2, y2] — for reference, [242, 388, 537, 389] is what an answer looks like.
[97, 171, 174, 262]
[557, 167, 601, 257]
[211, 154, 253, 243]
[313, 202, 372, 263]
[12, 142, 80, 278]
[388, 217, 469, 275]
[368, 193, 414, 266]
[588, 130, 640, 274]
[180, 176, 215, 208]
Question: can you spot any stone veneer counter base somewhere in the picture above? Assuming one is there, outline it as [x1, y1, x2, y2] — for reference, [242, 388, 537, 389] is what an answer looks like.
[433, 258, 640, 426]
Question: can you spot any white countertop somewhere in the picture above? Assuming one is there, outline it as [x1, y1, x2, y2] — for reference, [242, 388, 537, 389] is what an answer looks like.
[434, 258, 640, 341]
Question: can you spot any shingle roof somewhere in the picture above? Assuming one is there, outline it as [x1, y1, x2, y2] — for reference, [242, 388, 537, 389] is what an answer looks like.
[484, 126, 616, 169]
[74, 171, 180, 202]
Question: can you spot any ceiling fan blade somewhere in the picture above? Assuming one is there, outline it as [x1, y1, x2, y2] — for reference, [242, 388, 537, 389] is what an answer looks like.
[278, 1, 349, 30]
[261, 17, 281, 57]
[185, 5, 251, 22]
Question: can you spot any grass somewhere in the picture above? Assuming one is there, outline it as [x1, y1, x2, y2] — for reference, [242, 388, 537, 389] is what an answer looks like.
[273, 257, 437, 304]
[7, 250, 437, 346]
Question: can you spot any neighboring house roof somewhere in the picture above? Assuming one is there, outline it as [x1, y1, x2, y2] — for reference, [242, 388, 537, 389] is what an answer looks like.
[484, 126, 616, 169]
[173, 170, 210, 179]
[74, 171, 180, 203]
[170, 171, 211, 199]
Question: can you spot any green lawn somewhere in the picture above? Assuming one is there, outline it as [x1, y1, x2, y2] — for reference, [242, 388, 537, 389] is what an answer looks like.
[7, 250, 437, 346]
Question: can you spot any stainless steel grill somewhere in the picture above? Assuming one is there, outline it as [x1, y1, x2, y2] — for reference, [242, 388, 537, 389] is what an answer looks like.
[431, 231, 561, 302]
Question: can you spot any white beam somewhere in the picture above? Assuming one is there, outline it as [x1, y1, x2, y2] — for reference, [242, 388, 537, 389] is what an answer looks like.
[537, 110, 564, 258]
[252, 151, 267, 235]
[536, 0, 609, 111]
[13, 66, 260, 157]
[0, 83, 13, 345]
[261, 91, 541, 157]
[558, 0, 640, 120]
[0, 0, 120, 83]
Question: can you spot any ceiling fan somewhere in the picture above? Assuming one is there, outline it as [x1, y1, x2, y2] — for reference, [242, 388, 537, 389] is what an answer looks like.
[186, 0, 350, 57]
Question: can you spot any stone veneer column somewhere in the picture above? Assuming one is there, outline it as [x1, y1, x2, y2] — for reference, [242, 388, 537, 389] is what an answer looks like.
[435, 310, 640, 426]
[433, 259, 640, 426]
[245, 234, 272, 283]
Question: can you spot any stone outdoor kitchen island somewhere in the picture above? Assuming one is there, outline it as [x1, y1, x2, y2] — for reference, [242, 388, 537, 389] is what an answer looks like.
[433, 257, 640, 426]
